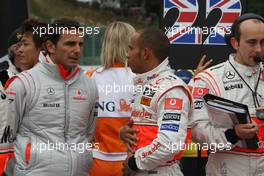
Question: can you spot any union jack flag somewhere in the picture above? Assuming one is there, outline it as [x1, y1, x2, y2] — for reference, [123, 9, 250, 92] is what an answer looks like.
[164, 0, 242, 45]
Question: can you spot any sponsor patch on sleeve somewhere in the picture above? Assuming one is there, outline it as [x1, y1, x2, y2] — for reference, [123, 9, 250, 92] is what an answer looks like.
[140, 96, 152, 106]
[193, 87, 209, 98]
[160, 124, 179, 132]
[194, 100, 205, 109]
[162, 113, 181, 121]
[164, 98, 183, 110]
[143, 86, 156, 97]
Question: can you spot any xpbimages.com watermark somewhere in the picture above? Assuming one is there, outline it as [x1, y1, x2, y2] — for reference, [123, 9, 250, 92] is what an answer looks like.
[97, 83, 167, 96]
[165, 141, 232, 154]
[165, 25, 232, 38]
[142, 141, 232, 157]
[32, 24, 100, 37]
[32, 141, 99, 153]
[140, 141, 232, 159]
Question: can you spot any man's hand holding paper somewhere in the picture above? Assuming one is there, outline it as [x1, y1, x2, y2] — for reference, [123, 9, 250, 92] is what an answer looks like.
[234, 123, 258, 139]
[203, 94, 259, 149]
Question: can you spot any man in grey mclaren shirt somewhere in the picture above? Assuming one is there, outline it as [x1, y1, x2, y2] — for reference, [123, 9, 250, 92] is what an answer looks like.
[1, 18, 98, 176]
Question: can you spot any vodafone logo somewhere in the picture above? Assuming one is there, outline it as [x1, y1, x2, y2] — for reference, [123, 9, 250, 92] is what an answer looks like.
[193, 87, 209, 98]
[164, 98, 183, 110]
[170, 99, 177, 105]
[197, 88, 205, 95]
[73, 89, 87, 100]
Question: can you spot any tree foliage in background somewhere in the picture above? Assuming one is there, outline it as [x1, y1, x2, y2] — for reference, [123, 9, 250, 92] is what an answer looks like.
[248, 0, 264, 16]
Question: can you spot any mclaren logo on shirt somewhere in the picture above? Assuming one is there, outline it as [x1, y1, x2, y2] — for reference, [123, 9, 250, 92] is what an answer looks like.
[225, 71, 235, 79]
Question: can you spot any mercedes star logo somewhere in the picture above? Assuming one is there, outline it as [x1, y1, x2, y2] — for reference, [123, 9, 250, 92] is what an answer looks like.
[47, 88, 55, 95]
[225, 71, 235, 79]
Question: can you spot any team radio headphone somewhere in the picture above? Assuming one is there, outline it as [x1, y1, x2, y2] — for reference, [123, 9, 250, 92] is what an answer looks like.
[224, 13, 264, 47]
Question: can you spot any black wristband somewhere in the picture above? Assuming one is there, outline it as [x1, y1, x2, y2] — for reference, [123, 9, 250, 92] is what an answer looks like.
[225, 128, 240, 144]
[128, 155, 139, 171]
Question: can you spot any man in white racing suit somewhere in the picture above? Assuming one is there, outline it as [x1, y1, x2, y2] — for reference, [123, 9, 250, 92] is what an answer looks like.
[189, 13, 264, 176]
[120, 28, 192, 176]
[0, 82, 14, 176]
[1, 18, 98, 176]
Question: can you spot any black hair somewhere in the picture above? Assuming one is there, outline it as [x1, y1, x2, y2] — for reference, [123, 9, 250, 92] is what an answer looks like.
[225, 13, 264, 46]
[46, 18, 82, 45]
[20, 18, 47, 49]
[138, 28, 170, 61]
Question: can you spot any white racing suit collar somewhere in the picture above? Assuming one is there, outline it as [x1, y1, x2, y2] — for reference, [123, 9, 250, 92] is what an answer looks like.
[133, 58, 171, 86]
[38, 51, 81, 81]
[229, 54, 262, 77]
